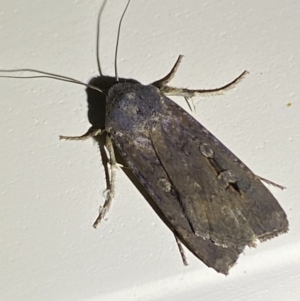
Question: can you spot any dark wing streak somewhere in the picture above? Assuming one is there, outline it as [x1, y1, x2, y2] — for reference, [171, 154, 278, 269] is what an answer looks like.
[149, 128, 200, 235]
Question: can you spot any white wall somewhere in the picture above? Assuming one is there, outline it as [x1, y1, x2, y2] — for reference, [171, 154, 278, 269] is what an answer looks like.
[1, 0, 299, 300]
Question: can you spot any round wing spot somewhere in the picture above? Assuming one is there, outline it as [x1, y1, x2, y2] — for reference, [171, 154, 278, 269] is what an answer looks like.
[199, 143, 214, 158]
[157, 177, 172, 192]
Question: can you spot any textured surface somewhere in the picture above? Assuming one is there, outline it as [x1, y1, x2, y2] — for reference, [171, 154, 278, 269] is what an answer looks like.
[1, 0, 299, 300]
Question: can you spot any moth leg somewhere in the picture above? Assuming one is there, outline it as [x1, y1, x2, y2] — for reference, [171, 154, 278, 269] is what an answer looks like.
[184, 96, 196, 112]
[161, 70, 249, 98]
[174, 235, 188, 266]
[151, 55, 184, 88]
[93, 135, 117, 228]
[257, 175, 285, 190]
[59, 126, 103, 140]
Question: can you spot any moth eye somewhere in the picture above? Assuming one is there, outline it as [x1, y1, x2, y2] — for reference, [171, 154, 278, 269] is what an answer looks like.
[199, 143, 214, 158]
[157, 177, 172, 192]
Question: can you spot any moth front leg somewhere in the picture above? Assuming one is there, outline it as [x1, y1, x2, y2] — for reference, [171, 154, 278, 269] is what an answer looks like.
[151, 55, 183, 88]
[59, 126, 103, 140]
[161, 70, 248, 98]
[60, 126, 114, 227]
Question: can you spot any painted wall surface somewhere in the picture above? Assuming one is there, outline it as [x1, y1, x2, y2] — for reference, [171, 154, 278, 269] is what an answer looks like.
[1, 1, 299, 300]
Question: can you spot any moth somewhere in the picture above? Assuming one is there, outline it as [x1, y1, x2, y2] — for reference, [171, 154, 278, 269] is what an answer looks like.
[0, 0, 288, 275]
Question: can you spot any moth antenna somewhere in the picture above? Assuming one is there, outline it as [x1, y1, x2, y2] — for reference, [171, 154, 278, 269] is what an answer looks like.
[96, 0, 108, 76]
[0, 1, 111, 93]
[114, 0, 131, 82]
[0, 68, 103, 93]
